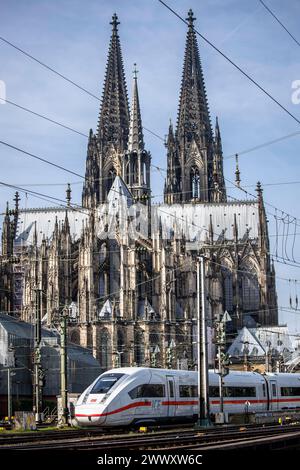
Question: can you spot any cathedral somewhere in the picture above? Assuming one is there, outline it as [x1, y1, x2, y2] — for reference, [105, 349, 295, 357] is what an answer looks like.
[0, 11, 278, 370]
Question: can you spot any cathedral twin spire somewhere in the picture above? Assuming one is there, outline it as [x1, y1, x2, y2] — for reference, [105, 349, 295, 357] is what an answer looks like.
[83, 14, 147, 207]
[97, 14, 145, 155]
[83, 10, 226, 208]
[97, 13, 130, 151]
[176, 9, 212, 148]
[164, 9, 226, 204]
[128, 64, 144, 152]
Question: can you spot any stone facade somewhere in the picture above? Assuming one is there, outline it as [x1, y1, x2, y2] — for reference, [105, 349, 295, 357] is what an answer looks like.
[0, 11, 278, 370]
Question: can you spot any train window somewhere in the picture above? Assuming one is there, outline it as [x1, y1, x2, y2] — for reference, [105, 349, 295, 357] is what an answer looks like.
[128, 384, 165, 399]
[90, 373, 124, 394]
[272, 384, 277, 397]
[209, 386, 219, 397]
[168, 381, 174, 398]
[262, 384, 266, 397]
[209, 386, 256, 398]
[179, 385, 198, 398]
[281, 387, 300, 397]
[225, 387, 256, 398]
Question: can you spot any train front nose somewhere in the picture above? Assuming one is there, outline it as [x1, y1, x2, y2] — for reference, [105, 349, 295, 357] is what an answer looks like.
[75, 404, 107, 426]
[75, 395, 108, 426]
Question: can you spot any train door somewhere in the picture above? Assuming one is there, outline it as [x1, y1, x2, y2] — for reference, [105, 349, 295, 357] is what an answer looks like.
[270, 380, 278, 410]
[166, 376, 176, 419]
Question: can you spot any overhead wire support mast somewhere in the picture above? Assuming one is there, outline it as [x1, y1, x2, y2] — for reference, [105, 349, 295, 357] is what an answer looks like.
[196, 256, 212, 428]
[59, 307, 69, 427]
[33, 286, 43, 424]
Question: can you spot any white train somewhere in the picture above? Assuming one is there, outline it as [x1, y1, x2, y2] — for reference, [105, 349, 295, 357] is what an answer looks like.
[75, 367, 300, 427]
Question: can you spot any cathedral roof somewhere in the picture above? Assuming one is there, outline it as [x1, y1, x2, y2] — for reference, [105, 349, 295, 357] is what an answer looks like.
[106, 175, 133, 208]
[155, 200, 260, 242]
[15, 207, 88, 246]
[227, 326, 265, 357]
[228, 325, 294, 358]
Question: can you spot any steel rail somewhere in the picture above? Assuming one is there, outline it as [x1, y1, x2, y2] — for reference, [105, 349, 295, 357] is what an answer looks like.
[2, 423, 300, 451]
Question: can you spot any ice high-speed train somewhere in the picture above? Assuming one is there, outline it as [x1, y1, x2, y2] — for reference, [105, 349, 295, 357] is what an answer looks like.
[75, 367, 300, 427]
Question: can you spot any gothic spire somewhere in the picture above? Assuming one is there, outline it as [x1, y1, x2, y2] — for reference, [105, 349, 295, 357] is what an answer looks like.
[176, 9, 212, 146]
[128, 64, 144, 152]
[97, 13, 130, 151]
[164, 120, 181, 204]
[2, 202, 12, 257]
[215, 116, 221, 146]
[66, 183, 71, 207]
[212, 116, 226, 202]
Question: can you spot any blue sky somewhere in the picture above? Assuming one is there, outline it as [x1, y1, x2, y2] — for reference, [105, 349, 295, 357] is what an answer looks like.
[1, 0, 300, 333]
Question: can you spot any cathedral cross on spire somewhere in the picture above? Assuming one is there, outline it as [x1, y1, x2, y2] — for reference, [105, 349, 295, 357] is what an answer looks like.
[110, 13, 120, 31]
[186, 9, 196, 28]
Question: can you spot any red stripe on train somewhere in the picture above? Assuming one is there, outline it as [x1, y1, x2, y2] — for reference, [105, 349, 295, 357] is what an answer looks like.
[211, 398, 300, 405]
[75, 401, 151, 418]
[76, 397, 300, 418]
[161, 400, 198, 406]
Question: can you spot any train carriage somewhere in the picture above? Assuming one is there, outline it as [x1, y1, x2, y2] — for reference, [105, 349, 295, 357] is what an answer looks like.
[75, 368, 300, 427]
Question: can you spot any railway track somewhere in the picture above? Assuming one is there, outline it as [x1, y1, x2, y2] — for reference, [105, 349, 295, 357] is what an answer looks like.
[0, 423, 195, 446]
[1, 423, 300, 451]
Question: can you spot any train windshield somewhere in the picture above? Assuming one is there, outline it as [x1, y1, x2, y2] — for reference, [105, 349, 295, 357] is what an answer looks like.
[90, 373, 124, 394]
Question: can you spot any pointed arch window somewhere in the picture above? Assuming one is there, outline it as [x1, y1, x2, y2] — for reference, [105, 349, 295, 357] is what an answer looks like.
[221, 264, 233, 312]
[132, 154, 138, 185]
[125, 161, 130, 185]
[107, 168, 116, 193]
[190, 166, 200, 199]
[99, 329, 109, 370]
[99, 273, 105, 298]
[240, 263, 260, 311]
[134, 329, 145, 366]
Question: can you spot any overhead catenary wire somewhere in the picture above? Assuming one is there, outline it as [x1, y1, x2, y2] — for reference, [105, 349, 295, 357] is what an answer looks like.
[0, 35, 101, 101]
[2, 173, 300, 270]
[0, 140, 84, 180]
[1, 14, 300, 169]
[258, 0, 300, 48]
[1, 156, 300, 270]
[158, 0, 300, 127]
[3, 86, 300, 181]
[0, 96, 89, 138]
[0, 20, 299, 230]
[0, 13, 299, 288]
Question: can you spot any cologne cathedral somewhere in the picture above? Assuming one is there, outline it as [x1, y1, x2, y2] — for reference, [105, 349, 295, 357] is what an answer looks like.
[0, 11, 278, 370]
